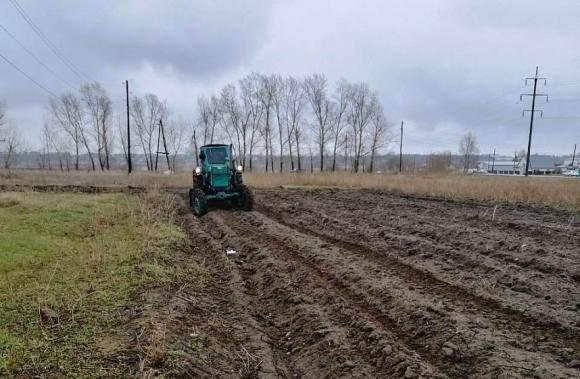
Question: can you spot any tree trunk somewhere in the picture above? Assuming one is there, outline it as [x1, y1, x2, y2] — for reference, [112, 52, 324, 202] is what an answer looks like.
[193, 130, 199, 166]
[295, 128, 301, 171]
[264, 127, 269, 172]
[269, 132, 274, 173]
[288, 140, 295, 171]
[74, 142, 79, 171]
[331, 132, 340, 172]
[319, 138, 324, 172]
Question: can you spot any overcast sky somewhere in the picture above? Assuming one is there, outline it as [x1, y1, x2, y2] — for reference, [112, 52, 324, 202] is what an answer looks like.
[1, 0, 579, 155]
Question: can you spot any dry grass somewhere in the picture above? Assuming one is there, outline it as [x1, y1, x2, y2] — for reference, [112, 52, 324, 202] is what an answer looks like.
[2, 169, 579, 209]
[247, 172, 580, 209]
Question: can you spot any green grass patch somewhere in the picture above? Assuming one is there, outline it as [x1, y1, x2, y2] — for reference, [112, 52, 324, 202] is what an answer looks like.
[0, 191, 188, 377]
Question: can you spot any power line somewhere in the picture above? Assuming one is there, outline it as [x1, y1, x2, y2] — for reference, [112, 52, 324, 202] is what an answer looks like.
[8, 0, 91, 83]
[0, 51, 58, 98]
[0, 23, 75, 90]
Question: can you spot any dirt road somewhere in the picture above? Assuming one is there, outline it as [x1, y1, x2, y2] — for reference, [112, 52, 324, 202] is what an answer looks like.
[175, 188, 580, 378]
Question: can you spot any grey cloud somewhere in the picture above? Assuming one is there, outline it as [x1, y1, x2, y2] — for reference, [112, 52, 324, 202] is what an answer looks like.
[0, 0, 579, 154]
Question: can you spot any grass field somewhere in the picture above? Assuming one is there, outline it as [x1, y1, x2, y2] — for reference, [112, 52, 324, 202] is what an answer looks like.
[2, 169, 579, 209]
[0, 191, 189, 377]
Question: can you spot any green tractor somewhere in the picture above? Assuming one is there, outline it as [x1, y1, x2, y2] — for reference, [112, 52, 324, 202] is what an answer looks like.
[189, 144, 253, 216]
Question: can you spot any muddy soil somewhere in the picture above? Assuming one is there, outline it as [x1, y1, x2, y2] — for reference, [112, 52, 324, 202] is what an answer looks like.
[173, 188, 580, 378]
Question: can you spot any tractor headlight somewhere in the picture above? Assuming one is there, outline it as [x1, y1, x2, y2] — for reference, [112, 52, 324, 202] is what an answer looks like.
[236, 165, 243, 172]
[195, 167, 201, 175]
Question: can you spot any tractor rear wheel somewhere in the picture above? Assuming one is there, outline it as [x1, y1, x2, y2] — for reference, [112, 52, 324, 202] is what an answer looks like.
[233, 184, 253, 211]
[191, 188, 208, 216]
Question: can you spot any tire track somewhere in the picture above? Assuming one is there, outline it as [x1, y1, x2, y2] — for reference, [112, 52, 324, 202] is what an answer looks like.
[222, 211, 460, 377]
[177, 201, 290, 377]
[253, 205, 580, 376]
[206, 211, 440, 378]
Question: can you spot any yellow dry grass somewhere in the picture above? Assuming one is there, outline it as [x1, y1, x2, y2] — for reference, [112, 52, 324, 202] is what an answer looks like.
[247, 172, 580, 209]
[2, 169, 579, 209]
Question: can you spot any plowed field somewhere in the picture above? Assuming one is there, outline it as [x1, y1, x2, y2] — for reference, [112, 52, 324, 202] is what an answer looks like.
[175, 188, 580, 378]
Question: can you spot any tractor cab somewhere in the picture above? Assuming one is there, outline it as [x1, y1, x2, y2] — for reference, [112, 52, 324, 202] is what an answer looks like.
[199, 145, 232, 189]
[189, 144, 253, 216]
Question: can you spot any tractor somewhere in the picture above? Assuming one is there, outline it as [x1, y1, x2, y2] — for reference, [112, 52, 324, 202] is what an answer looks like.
[189, 144, 253, 216]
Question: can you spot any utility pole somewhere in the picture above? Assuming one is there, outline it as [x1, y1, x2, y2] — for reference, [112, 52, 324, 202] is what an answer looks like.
[491, 148, 496, 173]
[125, 80, 132, 174]
[572, 143, 577, 167]
[399, 120, 404, 173]
[155, 119, 171, 171]
[521, 67, 548, 177]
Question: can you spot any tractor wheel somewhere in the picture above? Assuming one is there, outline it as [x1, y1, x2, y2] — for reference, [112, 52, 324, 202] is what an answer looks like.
[191, 188, 208, 216]
[233, 184, 254, 211]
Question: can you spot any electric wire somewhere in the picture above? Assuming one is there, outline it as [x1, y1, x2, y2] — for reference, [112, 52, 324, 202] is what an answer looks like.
[0, 23, 76, 90]
[8, 0, 92, 83]
[0, 51, 58, 98]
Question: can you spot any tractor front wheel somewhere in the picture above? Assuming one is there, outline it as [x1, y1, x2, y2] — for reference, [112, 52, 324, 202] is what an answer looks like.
[233, 184, 254, 211]
[190, 188, 208, 216]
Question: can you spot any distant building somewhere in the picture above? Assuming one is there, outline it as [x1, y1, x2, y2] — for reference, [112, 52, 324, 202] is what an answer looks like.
[524, 156, 559, 175]
[478, 154, 523, 174]
[478, 155, 560, 175]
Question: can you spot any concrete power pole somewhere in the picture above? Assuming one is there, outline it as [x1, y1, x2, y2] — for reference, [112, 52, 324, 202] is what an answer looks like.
[126, 80, 132, 174]
[520, 67, 548, 177]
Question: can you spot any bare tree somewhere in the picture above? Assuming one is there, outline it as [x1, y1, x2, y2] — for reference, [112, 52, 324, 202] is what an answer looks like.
[131, 94, 167, 171]
[116, 113, 130, 168]
[284, 76, 306, 171]
[346, 83, 378, 172]
[367, 106, 390, 172]
[304, 74, 332, 171]
[259, 75, 276, 172]
[0, 102, 5, 130]
[426, 152, 453, 174]
[80, 82, 113, 170]
[195, 95, 221, 146]
[194, 96, 211, 149]
[2, 125, 22, 170]
[129, 96, 149, 170]
[272, 75, 289, 171]
[239, 73, 264, 171]
[1, 102, 8, 151]
[39, 122, 52, 169]
[165, 118, 187, 171]
[330, 79, 349, 171]
[459, 132, 480, 172]
[220, 84, 252, 166]
[48, 92, 94, 170]
[47, 120, 70, 171]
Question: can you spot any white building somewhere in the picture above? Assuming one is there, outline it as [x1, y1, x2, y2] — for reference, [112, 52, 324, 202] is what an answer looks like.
[478, 155, 560, 175]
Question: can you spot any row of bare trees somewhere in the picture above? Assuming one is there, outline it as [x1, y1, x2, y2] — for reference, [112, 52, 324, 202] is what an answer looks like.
[44, 83, 186, 172]
[193, 73, 393, 172]
[46, 83, 114, 171]
[0, 102, 23, 170]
